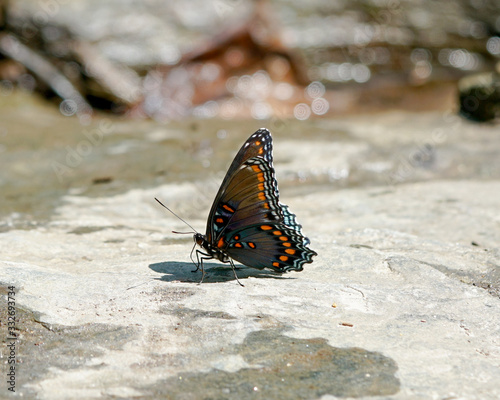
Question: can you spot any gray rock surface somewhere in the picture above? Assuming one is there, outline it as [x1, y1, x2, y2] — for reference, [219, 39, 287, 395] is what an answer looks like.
[1, 106, 499, 399]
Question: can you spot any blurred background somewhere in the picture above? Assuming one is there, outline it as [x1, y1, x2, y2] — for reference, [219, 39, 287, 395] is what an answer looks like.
[0, 0, 499, 228]
[1, 0, 499, 121]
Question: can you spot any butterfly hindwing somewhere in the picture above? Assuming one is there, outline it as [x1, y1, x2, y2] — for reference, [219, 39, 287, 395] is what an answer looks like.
[204, 128, 317, 272]
[279, 204, 311, 245]
[224, 223, 316, 272]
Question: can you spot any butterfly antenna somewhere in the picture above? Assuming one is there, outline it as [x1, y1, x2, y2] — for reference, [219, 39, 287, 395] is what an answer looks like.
[154, 197, 198, 233]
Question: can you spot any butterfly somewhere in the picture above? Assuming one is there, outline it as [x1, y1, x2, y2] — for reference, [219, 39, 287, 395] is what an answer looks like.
[157, 128, 317, 284]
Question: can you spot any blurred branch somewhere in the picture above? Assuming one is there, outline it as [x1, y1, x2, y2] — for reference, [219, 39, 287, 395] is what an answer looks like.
[72, 41, 143, 105]
[0, 33, 92, 115]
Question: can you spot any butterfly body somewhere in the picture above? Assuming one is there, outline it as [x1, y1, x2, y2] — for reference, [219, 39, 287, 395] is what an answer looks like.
[192, 128, 317, 282]
[194, 232, 229, 264]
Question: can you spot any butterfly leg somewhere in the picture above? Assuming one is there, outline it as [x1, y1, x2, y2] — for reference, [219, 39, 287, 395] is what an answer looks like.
[228, 259, 244, 287]
[190, 242, 201, 272]
[194, 249, 212, 284]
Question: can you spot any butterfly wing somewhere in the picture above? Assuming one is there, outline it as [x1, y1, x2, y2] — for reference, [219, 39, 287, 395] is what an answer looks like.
[205, 128, 317, 272]
[224, 223, 317, 272]
[206, 128, 281, 244]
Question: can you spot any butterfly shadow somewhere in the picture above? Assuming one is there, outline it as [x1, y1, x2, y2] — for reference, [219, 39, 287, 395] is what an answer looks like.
[148, 261, 289, 284]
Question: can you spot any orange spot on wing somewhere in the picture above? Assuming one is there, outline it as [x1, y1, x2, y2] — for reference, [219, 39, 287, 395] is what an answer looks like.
[283, 242, 292, 247]
[261, 225, 272, 230]
[258, 192, 266, 201]
[217, 238, 225, 248]
[264, 202, 269, 209]
[285, 249, 296, 255]
[216, 218, 224, 224]
[273, 230, 282, 236]
[255, 141, 261, 146]
[234, 242, 242, 248]
[223, 204, 234, 213]
[279, 236, 288, 241]
[258, 173, 264, 182]
[279, 255, 289, 262]
[234, 235, 240, 240]
[248, 242, 256, 248]
[258, 183, 264, 191]
[273, 262, 280, 268]
[258, 148, 263, 155]
[252, 165, 261, 172]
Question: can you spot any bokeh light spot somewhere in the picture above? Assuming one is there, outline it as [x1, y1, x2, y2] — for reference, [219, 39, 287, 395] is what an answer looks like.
[294, 103, 311, 120]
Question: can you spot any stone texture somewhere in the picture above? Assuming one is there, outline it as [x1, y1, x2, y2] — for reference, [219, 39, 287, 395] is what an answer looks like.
[1, 106, 499, 399]
[1, 178, 499, 399]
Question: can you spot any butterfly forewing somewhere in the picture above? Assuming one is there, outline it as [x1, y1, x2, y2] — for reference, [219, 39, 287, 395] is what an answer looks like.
[207, 129, 280, 241]
[204, 128, 317, 273]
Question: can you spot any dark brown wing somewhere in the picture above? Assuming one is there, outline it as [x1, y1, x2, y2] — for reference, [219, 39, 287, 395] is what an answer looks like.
[205, 128, 317, 271]
[206, 128, 280, 243]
